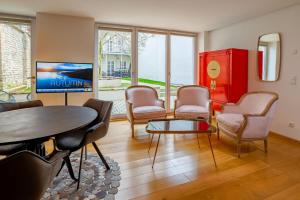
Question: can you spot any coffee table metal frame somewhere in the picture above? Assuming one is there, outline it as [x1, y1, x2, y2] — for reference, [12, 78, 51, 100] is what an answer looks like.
[146, 118, 217, 168]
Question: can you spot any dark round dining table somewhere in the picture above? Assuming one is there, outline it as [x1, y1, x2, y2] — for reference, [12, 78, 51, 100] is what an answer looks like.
[0, 106, 98, 145]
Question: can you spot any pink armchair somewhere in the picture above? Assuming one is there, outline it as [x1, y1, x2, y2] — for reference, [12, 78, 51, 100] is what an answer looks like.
[174, 85, 212, 121]
[125, 86, 167, 138]
[216, 91, 279, 157]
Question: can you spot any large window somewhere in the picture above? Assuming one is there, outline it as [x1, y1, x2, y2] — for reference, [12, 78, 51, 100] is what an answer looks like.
[0, 21, 32, 102]
[97, 25, 197, 117]
[98, 29, 132, 116]
[138, 32, 166, 101]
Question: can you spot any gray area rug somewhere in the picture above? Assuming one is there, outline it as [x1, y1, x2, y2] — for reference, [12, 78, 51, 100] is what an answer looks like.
[42, 153, 121, 200]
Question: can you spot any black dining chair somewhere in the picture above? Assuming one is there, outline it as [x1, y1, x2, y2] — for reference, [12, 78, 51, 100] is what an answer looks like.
[0, 99, 43, 112]
[0, 150, 68, 200]
[55, 98, 113, 189]
[0, 100, 44, 155]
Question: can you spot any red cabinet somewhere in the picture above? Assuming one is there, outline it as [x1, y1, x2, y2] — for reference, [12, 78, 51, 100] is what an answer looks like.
[199, 48, 248, 111]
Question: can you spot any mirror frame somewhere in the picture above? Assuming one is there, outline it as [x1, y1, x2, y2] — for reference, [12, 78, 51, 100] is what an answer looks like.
[257, 32, 281, 82]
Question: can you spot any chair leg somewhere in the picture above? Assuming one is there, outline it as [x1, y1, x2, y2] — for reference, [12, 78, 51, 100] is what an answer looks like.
[196, 134, 200, 149]
[56, 160, 66, 177]
[216, 123, 220, 140]
[131, 123, 135, 138]
[237, 141, 241, 158]
[264, 139, 268, 153]
[92, 142, 110, 170]
[77, 147, 84, 190]
[84, 145, 88, 160]
[64, 155, 78, 181]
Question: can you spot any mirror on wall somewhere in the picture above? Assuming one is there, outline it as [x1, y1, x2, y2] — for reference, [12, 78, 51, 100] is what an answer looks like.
[257, 33, 281, 81]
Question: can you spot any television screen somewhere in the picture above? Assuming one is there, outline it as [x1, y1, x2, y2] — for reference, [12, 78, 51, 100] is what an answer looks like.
[36, 62, 93, 93]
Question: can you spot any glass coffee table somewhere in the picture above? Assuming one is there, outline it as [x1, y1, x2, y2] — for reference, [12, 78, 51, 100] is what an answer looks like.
[146, 118, 217, 168]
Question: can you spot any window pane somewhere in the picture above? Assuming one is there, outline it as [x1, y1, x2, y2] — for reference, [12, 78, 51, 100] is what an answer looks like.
[0, 22, 31, 102]
[170, 35, 195, 109]
[98, 30, 132, 115]
[138, 33, 166, 101]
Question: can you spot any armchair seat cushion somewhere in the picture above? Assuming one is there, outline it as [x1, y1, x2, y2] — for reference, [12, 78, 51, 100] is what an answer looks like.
[175, 105, 209, 119]
[133, 106, 166, 119]
[217, 113, 245, 133]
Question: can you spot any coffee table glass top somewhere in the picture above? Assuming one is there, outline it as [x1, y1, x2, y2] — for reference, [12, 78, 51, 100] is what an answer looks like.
[146, 118, 216, 134]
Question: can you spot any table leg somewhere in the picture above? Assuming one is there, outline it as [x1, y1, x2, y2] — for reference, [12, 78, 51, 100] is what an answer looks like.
[152, 134, 161, 168]
[207, 133, 217, 168]
[196, 134, 200, 149]
[148, 134, 154, 153]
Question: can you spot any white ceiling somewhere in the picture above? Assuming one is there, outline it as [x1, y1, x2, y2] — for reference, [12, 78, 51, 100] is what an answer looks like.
[0, 0, 300, 32]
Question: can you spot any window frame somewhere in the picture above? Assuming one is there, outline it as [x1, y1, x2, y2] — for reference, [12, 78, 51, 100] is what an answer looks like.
[96, 23, 198, 115]
[0, 14, 34, 101]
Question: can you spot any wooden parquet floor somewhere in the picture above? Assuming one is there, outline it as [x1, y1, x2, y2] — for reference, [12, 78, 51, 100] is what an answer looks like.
[51, 120, 300, 200]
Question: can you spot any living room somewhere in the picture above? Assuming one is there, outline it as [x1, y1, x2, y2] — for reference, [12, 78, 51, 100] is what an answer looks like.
[0, 0, 300, 199]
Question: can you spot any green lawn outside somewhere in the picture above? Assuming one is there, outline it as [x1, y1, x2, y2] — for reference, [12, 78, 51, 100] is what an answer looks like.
[122, 77, 177, 88]
[122, 77, 166, 86]
[6, 85, 31, 94]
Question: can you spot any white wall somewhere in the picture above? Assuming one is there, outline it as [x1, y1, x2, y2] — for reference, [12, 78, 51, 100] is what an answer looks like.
[199, 31, 209, 53]
[207, 4, 300, 140]
[34, 13, 95, 105]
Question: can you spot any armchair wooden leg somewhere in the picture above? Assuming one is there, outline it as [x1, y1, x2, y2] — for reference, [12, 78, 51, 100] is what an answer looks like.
[264, 139, 268, 153]
[237, 141, 241, 158]
[131, 122, 135, 138]
[196, 134, 201, 149]
[216, 123, 220, 140]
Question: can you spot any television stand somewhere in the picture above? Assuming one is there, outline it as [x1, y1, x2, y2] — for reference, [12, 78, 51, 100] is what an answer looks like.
[65, 92, 68, 106]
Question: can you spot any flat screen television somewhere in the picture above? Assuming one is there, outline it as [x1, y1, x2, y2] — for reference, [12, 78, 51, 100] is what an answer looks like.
[36, 61, 93, 93]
